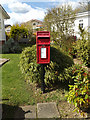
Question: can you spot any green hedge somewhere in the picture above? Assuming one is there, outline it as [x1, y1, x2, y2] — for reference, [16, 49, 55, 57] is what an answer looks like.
[20, 45, 74, 86]
[2, 38, 21, 53]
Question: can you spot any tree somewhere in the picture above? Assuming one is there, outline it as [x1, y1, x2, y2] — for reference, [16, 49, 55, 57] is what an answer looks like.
[43, 4, 76, 49]
[10, 24, 29, 41]
[21, 22, 33, 40]
[75, 0, 90, 13]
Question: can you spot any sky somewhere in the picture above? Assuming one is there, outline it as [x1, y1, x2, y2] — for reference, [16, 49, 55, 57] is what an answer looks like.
[0, 0, 85, 25]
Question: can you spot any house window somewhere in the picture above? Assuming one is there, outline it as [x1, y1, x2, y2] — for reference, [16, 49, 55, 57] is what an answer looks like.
[33, 23, 36, 25]
[79, 20, 83, 22]
[79, 23, 83, 28]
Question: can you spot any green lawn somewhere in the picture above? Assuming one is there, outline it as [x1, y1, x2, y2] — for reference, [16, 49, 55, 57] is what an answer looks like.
[1, 53, 69, 118]
[2, 54, 36, 106]
[2, 54, 68, 107]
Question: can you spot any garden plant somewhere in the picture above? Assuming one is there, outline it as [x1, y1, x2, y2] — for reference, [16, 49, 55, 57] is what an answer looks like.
[20, 45, 74, 87]
[66, 64, 89, 116]
[72, 26, 89, 67]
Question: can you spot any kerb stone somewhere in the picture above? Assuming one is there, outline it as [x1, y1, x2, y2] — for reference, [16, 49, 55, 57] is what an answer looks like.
[37, 102, 60, 118]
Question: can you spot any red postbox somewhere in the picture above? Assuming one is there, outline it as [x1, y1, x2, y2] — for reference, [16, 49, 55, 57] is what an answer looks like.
[36, 31, 50, 64]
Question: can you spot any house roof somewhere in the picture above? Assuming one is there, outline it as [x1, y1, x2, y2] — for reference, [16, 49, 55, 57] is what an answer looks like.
[27, 19, 43, 23]
[5, 24, 11, 28]
[0, 4, 10, 19]
[76, 11, 90, 18]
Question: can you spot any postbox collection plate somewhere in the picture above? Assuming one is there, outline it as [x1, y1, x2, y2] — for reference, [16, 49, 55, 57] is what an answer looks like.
[36, 31, 50, 64]
[41, 48, 46, 58]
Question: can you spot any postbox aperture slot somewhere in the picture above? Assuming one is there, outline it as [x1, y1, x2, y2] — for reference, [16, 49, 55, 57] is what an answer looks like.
[38, 37, 49, 39]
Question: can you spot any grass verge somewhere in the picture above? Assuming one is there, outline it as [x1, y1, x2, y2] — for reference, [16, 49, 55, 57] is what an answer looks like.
[2, 54, 68, 106]
[2, 54, 36, 106]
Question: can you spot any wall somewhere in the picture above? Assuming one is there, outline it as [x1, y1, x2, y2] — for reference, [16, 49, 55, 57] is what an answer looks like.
[32, 21, 42, 30]
[0, 9, 6, 43]
[2, 14, 6, 41]
[0, 10, 2, 41]
[74, 11, 90, 39]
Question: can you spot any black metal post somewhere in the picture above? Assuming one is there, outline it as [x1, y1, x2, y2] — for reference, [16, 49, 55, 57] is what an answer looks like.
[41, 64, 45, 93]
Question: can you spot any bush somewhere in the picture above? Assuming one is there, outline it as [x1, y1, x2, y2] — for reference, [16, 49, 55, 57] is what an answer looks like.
[66, 64, 89, 113]
[10, 24, 29, 41]
[73, 38, 89, 66]
[29, 36, 36, 46]
[58, 36, 77, 59]
[2, 38, 22, 53]
[20, 45, 74, 86]
[5, 32, 10, 41]
[73, 27, 89, 67]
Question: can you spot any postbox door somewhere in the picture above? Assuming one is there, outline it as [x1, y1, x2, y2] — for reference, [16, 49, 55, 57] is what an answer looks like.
[37, 45, 50, 64]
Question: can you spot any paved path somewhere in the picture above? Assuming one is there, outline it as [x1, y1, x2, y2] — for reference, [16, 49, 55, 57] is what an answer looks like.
[37, 102, 60, 118]
[0, 58, 10, 67]
[14, 102, 60, 119]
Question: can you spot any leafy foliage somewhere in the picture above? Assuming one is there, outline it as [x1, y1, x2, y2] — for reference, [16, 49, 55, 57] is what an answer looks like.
[21, 22, 33, 40]
[59, 36, 77, 59]
[43, 5, 76, 46]
[73, 27, 89, 66]
[66, 64, 89, 113]
[2, 38, 21, 53]
[5, 32, 10, 41]
[29, 36, 36, 46]
[20, 45, 74, 86]
[75, 0, 90, 13]
[10, 24, 29, 41]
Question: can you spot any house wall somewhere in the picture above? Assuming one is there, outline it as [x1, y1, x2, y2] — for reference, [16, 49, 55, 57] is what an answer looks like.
[0, 10, 6, 44]
[88, 13, 90, 33]
[0, 10, 2, 42]
[74, 11, 90, 39]
[32, 21, 38, 30]
[32, 21, 42, 30]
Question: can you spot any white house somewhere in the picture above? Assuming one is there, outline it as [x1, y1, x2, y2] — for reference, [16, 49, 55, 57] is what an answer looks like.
[74, 11, 90, 39]
[0, 4, 10, 45]
[51, 11, 90, 40]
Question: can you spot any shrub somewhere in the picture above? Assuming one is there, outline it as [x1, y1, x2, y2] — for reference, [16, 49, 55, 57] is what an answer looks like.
[2, 38, 21, 53]
[20, 45, 74, 86]
[5, 32, 10, 41]
[73, 38, 89, 66]
[73, 27, 89, 67]
[10, 24, 29, 41]
[59, 36, 77, 59]
[66, 64, 89, 113]
[29, 36, 36, 46]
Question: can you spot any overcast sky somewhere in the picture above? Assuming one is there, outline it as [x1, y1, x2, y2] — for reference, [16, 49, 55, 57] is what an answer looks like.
[0, 0, 85, 25]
